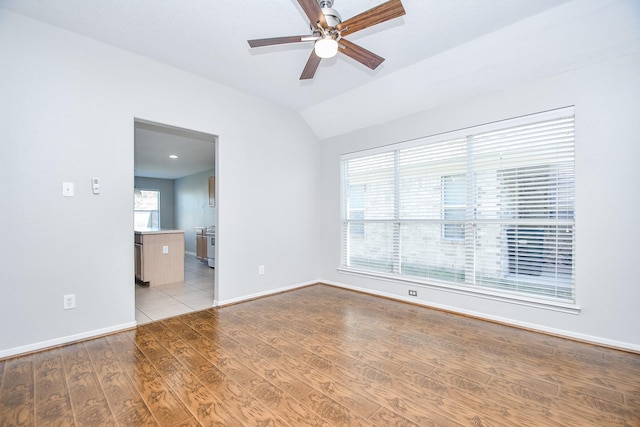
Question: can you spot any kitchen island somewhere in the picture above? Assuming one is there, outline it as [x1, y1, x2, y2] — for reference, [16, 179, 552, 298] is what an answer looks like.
[134, 230, 185, 286]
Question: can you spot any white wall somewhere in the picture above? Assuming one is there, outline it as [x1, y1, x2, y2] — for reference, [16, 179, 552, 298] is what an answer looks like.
[0, 12, 320, 357]
[2, 2, 638, 357]
[318, 53, 640, 351]
[174, 169, 216, 254]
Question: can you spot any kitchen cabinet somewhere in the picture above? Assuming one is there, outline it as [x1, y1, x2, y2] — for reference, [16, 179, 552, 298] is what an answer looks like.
[195, 227, 207, 260]
[134, 230, 185, 286]
[134, 235, 143, 281]
[208, 175, 215, 207]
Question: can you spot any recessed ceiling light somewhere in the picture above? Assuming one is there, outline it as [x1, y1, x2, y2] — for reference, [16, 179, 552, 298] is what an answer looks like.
[169, 154, 178, 159]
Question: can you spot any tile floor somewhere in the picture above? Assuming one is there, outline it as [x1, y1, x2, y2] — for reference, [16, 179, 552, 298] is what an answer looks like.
[135, 254, 214, 324]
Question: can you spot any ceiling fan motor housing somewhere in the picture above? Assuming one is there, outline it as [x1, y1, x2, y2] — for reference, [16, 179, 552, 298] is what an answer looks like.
[318, 0, 342, 28]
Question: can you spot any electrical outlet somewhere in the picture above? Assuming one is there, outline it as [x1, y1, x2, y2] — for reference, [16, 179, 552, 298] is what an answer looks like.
[62, 182, 74, 197]
[162, 245, 169, 254]
[258, 265, 265, 275]
[408, 290, 417, 297]
[64, 294, 76, 310]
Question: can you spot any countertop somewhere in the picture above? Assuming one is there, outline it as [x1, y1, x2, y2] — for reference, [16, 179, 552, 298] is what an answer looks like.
[134, 230, 184, 235]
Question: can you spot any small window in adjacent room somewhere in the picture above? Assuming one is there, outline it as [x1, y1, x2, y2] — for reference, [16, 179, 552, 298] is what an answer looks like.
[134, 189, 160, 231]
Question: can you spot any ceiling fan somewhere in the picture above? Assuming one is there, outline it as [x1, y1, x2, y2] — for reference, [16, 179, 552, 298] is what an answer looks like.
[247, 0, 406, 80]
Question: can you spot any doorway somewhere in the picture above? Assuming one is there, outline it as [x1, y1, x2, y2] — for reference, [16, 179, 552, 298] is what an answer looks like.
[133, 119, 217, 324]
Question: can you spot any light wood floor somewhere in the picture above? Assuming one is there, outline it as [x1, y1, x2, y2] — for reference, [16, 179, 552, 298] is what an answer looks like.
[1, 285, 639, 426]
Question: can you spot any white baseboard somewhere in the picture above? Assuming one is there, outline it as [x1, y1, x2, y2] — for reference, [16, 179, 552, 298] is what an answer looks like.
[321, 280, 640, 353]
[0, 280, 314, 359]
[0, 321, 137, 359]
[4, 280, 637, 358]
[216, 280, 317, 307]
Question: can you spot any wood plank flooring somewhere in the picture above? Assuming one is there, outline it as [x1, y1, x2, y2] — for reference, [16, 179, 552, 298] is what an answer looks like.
[1, 284, 639, 426]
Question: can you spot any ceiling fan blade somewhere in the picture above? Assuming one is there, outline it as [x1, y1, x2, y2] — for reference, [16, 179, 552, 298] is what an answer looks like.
[248, 36, 309, 48]
[336, 0, 405, 35]
[338, 39, 384, 70]
[300, 50, 322, 80]
[297, 0, 328, 28]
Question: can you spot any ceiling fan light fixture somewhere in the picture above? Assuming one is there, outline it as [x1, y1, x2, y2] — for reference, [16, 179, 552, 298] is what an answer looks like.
[247, 0, 407, 79]
[314, 37, 338, 58]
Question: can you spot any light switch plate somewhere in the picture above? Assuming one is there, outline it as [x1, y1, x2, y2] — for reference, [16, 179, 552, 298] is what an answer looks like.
[92, 177, 100, 194]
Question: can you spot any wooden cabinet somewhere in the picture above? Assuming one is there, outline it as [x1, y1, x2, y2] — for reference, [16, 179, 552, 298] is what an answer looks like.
[134, 231, 185, 286]
[208, 176, 215, 207]
[134, 243, 143, 281]
[196, 234, 207, 260]
[195, 227, 206, 260]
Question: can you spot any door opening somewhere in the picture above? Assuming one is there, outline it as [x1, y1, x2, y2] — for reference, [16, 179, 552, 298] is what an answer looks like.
[133, 119, 217, 324]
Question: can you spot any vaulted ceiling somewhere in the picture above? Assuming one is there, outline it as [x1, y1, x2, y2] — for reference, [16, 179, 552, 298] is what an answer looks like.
[3, 0, 637, 178]
[1, 0, 579, 139]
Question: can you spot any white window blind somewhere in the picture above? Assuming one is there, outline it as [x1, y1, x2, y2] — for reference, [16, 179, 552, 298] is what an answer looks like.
[341, 109, 575, 303]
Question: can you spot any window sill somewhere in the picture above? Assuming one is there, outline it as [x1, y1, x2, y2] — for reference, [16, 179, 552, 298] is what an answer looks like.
[337, 267, 581, 315]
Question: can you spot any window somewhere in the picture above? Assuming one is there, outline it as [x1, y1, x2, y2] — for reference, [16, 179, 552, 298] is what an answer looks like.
[341, 152, 396, 273]
[134, 189, 160, 231]
[442, 174, 466, 241]
[341, 108, 575, 303]
[347, 184, 365, 238]
[500, 166, 574, 280]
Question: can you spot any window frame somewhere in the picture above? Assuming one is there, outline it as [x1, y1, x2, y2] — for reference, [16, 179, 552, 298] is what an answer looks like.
[134, 188, 161, 231]
[339, 107, 577, 311]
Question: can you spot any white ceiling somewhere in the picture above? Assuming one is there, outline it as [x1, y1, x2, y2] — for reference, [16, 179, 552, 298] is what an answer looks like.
[134, 121, 215, 180]
[3, 0, 638, 177]
[1, 0, 572, 114]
